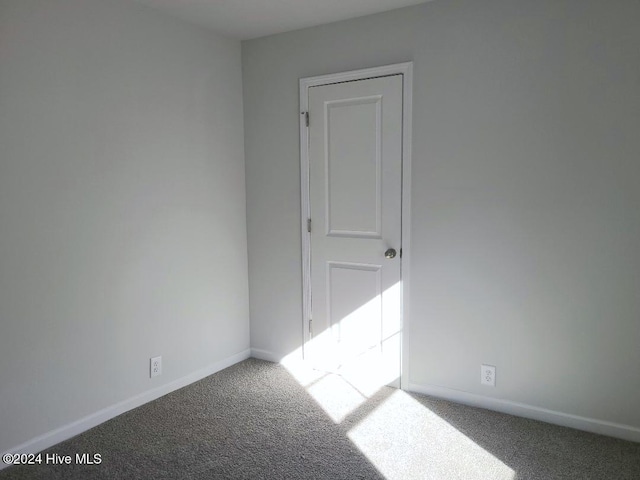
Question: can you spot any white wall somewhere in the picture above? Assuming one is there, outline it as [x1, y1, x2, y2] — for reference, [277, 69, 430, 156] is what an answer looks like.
[243, 0, 640, 433]
[0, 0, 249, 453]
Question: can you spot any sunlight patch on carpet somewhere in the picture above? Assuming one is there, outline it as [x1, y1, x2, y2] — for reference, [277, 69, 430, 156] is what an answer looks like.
[306, 374, 368, 423]
[347, 390, 516, 480]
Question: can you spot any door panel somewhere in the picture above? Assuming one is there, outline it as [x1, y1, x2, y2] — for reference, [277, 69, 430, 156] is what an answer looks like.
[328, 262, 382, 358]
[326, 96, 382, 238]
[307, 74, 403, 387]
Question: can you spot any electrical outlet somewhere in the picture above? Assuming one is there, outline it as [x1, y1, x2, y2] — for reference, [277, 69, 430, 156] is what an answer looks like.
[150, 356, 162, 378]
[481, 364, 496, 387]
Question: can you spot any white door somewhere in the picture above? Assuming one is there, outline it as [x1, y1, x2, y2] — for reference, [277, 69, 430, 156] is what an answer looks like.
[306, 75, 403, 387]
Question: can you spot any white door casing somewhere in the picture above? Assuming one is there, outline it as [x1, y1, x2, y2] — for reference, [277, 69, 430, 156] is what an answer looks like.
[300, 63, 412, 388]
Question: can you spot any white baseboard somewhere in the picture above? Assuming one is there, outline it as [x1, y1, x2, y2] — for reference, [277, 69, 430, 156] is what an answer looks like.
[408, 382, 640, 443]
[1, 349, 251, 469]
[250, 348, 288, 363]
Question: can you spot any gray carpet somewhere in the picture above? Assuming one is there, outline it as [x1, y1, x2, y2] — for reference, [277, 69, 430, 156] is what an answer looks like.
[1, 358, 639, 479]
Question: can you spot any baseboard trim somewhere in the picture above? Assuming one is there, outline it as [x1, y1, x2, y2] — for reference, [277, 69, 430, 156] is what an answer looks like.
[250, 348, 288, 363]
[1, 349, 251, 469]
[408, 382, 640, 443]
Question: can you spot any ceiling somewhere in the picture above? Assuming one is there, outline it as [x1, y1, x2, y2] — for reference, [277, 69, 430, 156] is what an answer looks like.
[132, 0, 430, 40]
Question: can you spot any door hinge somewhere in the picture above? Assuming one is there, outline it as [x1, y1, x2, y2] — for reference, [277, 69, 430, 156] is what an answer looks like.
[305, 111, 309, 127]
[309, 318, 313, 338]
[400, 248, 403, 258]
[307, 218, 312, 233]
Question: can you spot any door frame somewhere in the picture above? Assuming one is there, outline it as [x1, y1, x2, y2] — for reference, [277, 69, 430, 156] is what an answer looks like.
[299, 62, 413, 388]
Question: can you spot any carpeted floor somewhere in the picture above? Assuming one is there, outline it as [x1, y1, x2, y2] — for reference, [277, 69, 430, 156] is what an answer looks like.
[1, 358, 639, 479]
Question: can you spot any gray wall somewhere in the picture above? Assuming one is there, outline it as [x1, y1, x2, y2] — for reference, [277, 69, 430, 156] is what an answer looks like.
[0, 0, 249, 452]
[243, 0, 640, 428]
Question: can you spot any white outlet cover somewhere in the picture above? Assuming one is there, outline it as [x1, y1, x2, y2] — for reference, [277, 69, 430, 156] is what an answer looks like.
[150, 356, 162, 378]
[481, 364, 496, 386]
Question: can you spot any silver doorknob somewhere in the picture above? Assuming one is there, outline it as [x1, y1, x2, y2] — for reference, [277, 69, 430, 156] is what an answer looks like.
[384, 248, 397, 259]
